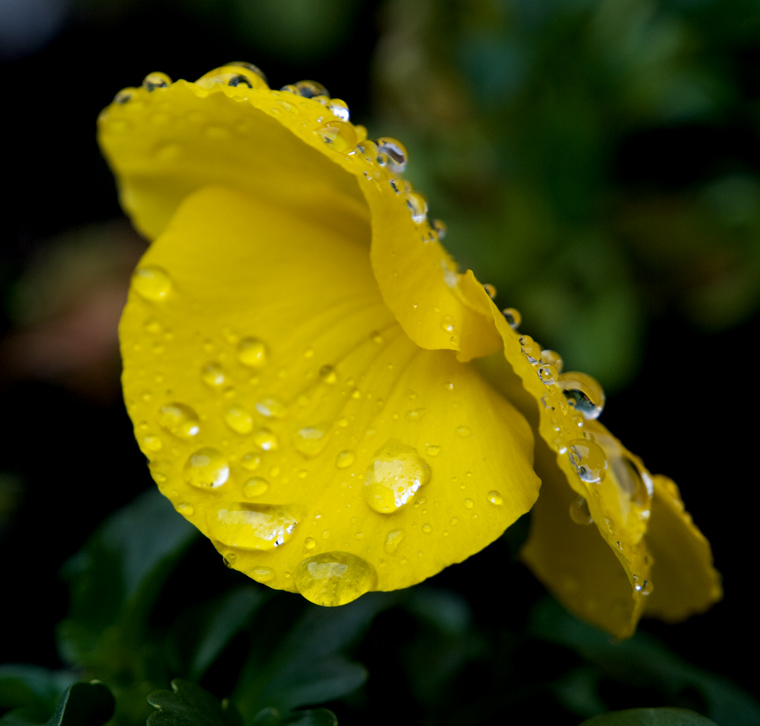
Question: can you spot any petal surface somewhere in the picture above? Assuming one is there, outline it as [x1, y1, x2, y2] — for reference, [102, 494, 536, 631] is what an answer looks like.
[120, 185, 540, 602]
[98, 73, 501, 361]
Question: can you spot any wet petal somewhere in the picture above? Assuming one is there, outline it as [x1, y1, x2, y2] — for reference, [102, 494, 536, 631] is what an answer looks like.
[642, 475, 722, 621]
[98, 71, 501, 361]
[120, 185, 540, 601]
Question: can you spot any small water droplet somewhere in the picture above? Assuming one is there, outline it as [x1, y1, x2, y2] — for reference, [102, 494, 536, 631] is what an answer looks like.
[177, 503, 194, 516]
[383, 529, 405, 554]
[405, 408, 427, 421]
[241, 452, 262, 470]
[132, 266, 172, 301]
[483, 283, 497, 299]
[440, 315, 455, 332]
[488, 490, 503, 505]
[557, 372, 605, 420]
[142, 72, 171, 91]
[432, 218, 447, 240]
[237, 337, 268, 369]
[464, 498, 474, 509]
[375, 137, 408, 174]
[364, 439, 431, 514]
[184, 448, 229, 489]
[253, 428, 278, 451]
[568, 439, 608, 483]
[157, 402, 200, 439]
[142, 434, 162, 452]
[421, 523, 432, 534]
[283, 80, 329, 98]
[113, 87, 135, 104]
[455, 425, 472, 438]
[224, 405, 254, 434]
[405, 191, 428, 224]
[370, 330, 384, 344]
[633, 575, 653, 596]
[569, 496, 593, 525]
[426, 445, 441, 456]
[540, 349, 563, 372]
[201, 361, 225, 387]
[295, 551, 377, 606]
[319, 364, 338, 384]
[335, 450, 356, 469]
[538, 364, 558, 385]
[255, 397, 287, 418]
[251, 566, 275, 583]
[304, 537, 317, 550]
[243, 476, 269, 498]
[519, 335, 542, 364]
[502, 307, 521, 329]
[209, 502, 297, 549]
[293, 424, 330, 457]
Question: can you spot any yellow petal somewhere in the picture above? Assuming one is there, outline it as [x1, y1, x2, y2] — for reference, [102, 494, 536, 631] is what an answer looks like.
[642, 475, 722, 621]
[120, 184, 540, 603]
[98, 71, 501, 361]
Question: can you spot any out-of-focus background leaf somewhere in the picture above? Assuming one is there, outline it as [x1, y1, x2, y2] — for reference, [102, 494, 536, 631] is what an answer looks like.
[2, 0, 759, 724]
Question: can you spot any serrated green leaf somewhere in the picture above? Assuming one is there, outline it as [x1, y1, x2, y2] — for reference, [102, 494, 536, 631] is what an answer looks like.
[147, 680, 241, 726]
[1, 682, 114, 726]
[579, 707, 718, 726]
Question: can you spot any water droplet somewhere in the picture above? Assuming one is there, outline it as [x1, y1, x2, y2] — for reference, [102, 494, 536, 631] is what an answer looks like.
[502, 307, 521, 329]
[440, 315, 455, 333]
[426, 445, 441, 457]
[243, 476, 269, 497]
[419, 523, 431, 535]
[304, 536, 316, 550]
[237, 337, 268, 369]
[538, 364, 558, 385]
[557, 372, 605, 420]
[196, 63, 268, 90]
[177, 503, 194, 516]
[335, 450, 356, 469]
[364, 439, 431, 514]
[201, 361, 226, 387]
[432, 218, 447, 240]
[541, 349, 563, 372]
[633, 575, 653, 596]
[464, 498, 474, 509]
[295, 551, 377, 606]
[293, 424, 330, 457]
[488, 490, 503, 505]
[569, 496, 593, 525]
[405, 408, 427, 421]
[568, 439, 608, 483]
[384, 529, 405, 554]
[142, 72, 171, 91]
[251, 566, 275, 583]
[184, 448, 230, 489]
[405, 192, 428, 224]
[253, 428, 278, 451]
[142, 435, 162, 451]
[255, 397, 287, 418]
[370, 330, 384, 344]
[210, 502, 297, 549]
[375, 137, 408, 174]
[319, 364, 337, 384]
[455, 425, 472, 438]
[483, 283, 497, 299]
[519, 335, 542, 364]
[132, 266, 172, 301]
[241, 452, 261, 471]
[157, 402, 200, 438]
[224, 405, 254, 435]
[315, 120, 357, 153]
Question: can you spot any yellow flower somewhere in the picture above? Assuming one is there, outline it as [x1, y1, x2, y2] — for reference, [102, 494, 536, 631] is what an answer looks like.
[98, 63, 721, 637]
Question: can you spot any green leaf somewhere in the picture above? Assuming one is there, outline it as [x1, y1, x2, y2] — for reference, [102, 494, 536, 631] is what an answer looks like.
[579, 707, 718, 726]
[0, 666, 75, 714]
[147, 680, 241, 726]
[57, 490, 198, 674]
[1, 682, 114, 726]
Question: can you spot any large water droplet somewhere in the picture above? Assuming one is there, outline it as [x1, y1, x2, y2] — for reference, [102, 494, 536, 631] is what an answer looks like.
[184, 448, 230, 489]
[375, 137, 408, 174]
[538, 364, 558, 385]
[132, 266, 172, 301]
[282, 80, 329, 98]
[243, 476, 269, 498]
[568, 439, 608, 483]
[208, 502, 297, 549]
[405, 192, 428, 224]
[364, 439, 431, 514]
[157, 403, 200, 438]
[196, 63, 268, 90]
[315, 120, 357, 153]
[224, 405, 254, 434]
[541, 349, 563, 373]
[237, 337, 268, 369]
[558, 372, 605, 420]
[519, 335, 542, 364]
[295, 551, 377, 606]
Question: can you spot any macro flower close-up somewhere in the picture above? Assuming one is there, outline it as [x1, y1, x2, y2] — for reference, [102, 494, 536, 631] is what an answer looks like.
[98, 63, 720, 639]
